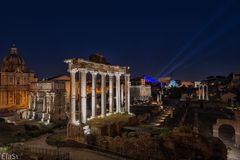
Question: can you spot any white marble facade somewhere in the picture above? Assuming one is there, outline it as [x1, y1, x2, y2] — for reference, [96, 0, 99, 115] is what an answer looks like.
[27, 80, 66, 124]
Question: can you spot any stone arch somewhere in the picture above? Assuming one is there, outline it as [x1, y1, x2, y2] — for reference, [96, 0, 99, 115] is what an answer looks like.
[218, 124, 236, 143]
[213, 117, 240, 147]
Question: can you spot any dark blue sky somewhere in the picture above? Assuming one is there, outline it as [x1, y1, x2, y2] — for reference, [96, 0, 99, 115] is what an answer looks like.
[0, 0, 239, 80]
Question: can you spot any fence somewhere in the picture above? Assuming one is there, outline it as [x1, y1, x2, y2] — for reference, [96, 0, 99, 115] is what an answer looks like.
[12, 144, 70, 160]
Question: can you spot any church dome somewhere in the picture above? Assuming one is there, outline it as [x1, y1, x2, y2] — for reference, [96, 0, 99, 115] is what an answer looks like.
[1, 43, 26, 72]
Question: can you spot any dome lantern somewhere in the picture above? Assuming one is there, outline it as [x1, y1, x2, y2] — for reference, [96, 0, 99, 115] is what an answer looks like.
[10, 43, 18, 55]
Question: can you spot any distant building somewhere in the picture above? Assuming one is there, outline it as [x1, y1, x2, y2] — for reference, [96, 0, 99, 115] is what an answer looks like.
[180, 81, 194, 88]
[47, 74, 71, 108]
[158, 76, 171, 86]
[89, 53, 110, 65]
[195, 82, 209, 101]
[0, 43, 37, 109]
[168, 80, 178, 88]
[27, 80, 66, 124]
[194, 81, 201, 88]
[221, 92, 237, 105]
[47, 74, 94, 114]
[130, 76, 151, 103]
[229, 73, 240, 89]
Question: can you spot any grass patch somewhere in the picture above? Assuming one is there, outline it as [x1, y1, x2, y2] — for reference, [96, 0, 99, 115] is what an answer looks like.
[0, 146, 11, 153]
[88, 113, 132, 127]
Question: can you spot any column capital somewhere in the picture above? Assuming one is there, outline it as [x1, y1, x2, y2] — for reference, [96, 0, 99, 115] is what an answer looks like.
[78, 68, 88, 73]
[108, 72, 114, 77]
[68, 68, 78, 74]
[90, 71, 98, 76]
[100, 72, 107, 76]
[125, 73, 130, 77]
[36, 92, 39, 98]
[115, 72, 122, 77]
[45, 92, 49, 96]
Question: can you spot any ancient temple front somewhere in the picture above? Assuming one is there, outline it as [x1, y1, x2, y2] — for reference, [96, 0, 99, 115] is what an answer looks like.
[0, 44, 37, 109]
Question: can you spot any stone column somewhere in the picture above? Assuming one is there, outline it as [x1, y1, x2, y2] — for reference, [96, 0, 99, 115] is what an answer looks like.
[51, 93, 55, 112]
[32, 112, 35, 120]
[91, 71, 97, 118]
[121, 84, 124, 108]
[101, 72, 106, 117]
[41, 113, 45, 122]
[109, 73, 114, 114]
[33, 93, 37, 110]
[46, 93, 49, 114]
[80, 69, 87, 124]
[28, 93, 31, 109]
[52, 93, 55, 106]
[28, 93, 32, 119]
[206, 85, 209, 101]
[46, 93, 51, 123]
[202, 85, 205, 100]
[43, 94, 46, 112]
[41, 95, 46, 122]
[198, 85, 201, 100]
[69, 68, 78, 124]
[32, 93, 36, 120]
[125, 74, 131, 114]
[115, 73, 121, 113]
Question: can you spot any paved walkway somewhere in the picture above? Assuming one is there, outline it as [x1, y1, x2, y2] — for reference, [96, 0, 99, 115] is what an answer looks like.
[23, 132, 119, 160]
[150, 107, 173, 127]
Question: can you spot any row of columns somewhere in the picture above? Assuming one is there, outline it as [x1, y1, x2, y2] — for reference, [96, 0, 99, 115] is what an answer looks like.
[69, 68, 130, 125]
[198, 84, 209, 100]
[28, 92, 55, 122]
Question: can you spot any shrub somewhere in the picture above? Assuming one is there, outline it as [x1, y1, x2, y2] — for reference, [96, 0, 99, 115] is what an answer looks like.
[128, 132, 137, 138]
[179, 125, 192, 133]
[46, 135, 65, 147]
[29, 130, 41, 137]
[24, 124, 39, 131]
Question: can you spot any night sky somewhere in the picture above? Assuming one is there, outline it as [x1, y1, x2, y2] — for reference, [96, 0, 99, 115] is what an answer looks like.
[0, 0, 239, 81]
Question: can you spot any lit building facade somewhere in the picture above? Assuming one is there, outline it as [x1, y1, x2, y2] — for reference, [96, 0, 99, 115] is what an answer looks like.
[0, 44, 37, 109]
[27, 80, 66, 124]
[130, 76, 152, 103]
